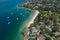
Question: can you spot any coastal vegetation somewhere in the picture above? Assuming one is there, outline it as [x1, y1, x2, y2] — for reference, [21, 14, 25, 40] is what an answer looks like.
[20, 0, 60, 40]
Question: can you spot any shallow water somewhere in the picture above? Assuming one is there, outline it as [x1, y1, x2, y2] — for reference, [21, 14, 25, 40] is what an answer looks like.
[0, 7, 33, 40]
[0, 0, 33, 40]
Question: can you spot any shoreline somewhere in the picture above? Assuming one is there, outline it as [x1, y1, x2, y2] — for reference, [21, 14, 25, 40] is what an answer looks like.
[26, 10, 39, 27]
[23, 10, 39, 40]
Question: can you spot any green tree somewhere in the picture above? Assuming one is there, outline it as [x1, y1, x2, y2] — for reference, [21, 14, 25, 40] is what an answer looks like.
[45, 37, 51, 40]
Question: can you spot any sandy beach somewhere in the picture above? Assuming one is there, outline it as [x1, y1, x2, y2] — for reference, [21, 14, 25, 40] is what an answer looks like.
[27, 10, 39, 27]
[23, 10, 39, 40]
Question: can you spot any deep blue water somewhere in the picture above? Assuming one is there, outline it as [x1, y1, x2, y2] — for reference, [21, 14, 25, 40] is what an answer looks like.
[0, 0, 32, 40]
[0, 0, 25, 13]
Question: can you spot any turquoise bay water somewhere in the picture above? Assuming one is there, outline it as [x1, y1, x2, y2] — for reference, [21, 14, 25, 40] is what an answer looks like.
[0, 0, 34, 40]
[0, 0, 35, 40]
[0, 7, 33, 40]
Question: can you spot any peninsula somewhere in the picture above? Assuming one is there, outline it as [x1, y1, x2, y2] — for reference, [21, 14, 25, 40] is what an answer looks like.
[20, 0, 60, 40]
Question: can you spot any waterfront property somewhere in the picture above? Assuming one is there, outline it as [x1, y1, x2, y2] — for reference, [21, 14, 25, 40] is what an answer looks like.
[20, 0, 60, 40]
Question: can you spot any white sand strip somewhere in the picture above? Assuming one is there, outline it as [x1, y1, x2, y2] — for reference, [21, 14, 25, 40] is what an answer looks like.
[27, 10, 39, 27]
